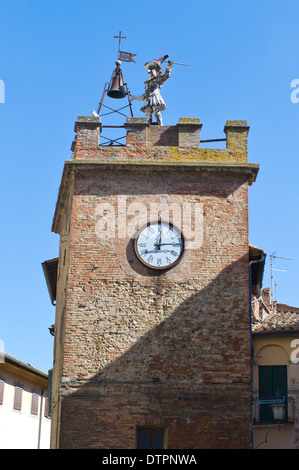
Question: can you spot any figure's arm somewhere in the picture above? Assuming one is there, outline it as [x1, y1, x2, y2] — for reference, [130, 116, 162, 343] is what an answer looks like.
[159, 61, 173, 84]
[130, 94, 144, 101]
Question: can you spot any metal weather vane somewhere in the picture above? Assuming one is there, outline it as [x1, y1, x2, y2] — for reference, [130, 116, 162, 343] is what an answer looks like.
[96, 32, 189, 144]
[115, 31, 136, 63]
[96, 31, 136, 145]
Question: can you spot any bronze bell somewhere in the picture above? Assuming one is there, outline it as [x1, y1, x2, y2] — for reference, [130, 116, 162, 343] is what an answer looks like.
[107, 62, 127, 99]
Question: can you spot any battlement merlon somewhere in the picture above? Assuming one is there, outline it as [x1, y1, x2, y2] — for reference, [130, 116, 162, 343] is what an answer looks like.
[224, 120, 250, 155]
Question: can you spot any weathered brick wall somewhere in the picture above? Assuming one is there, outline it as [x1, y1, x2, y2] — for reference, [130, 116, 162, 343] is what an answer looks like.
[50, 170, 74, 449]
[59, 384, 251, 449]
[51, 117, 258, 449]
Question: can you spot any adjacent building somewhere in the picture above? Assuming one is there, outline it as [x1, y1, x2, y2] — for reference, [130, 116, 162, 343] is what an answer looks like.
[0, 353, 51, 449]
[251, 291, 299, 449]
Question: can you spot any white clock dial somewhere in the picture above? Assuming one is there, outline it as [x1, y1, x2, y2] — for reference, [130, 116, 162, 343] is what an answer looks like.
[134, 221, 184, 270]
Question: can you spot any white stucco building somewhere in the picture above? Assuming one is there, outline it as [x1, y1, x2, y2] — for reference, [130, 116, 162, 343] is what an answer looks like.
[0, 353, 51, 449]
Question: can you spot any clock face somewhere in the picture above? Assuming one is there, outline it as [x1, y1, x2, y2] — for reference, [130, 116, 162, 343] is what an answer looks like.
[134, 221, 184, 270]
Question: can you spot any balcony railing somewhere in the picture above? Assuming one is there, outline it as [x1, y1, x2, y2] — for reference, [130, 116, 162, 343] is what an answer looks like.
[252, 396, 295, 423]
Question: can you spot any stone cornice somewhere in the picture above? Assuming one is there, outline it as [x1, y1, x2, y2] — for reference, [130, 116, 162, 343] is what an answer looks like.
[52, 158, 259, 234]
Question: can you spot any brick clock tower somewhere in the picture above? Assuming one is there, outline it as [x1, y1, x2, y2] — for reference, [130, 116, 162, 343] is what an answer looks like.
[47, 114, 259, 449]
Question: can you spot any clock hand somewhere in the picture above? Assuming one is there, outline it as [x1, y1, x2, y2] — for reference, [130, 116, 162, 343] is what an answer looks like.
[154, 242, 180, 246]
[140, 248, 160, 255]
[156, 225, 162, 251]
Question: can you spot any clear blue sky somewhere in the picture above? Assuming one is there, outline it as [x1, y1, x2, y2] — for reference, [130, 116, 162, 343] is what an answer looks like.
[0, 0, 298, 373]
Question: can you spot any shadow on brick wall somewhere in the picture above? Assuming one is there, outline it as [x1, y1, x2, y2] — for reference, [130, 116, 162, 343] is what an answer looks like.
[57, 254, 252, 449]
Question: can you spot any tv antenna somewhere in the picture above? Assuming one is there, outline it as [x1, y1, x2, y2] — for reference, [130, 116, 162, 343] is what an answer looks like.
[270, 254, 292, 306]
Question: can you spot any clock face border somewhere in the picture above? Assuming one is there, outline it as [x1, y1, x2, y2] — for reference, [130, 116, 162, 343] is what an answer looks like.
[133, 220, 185, 271]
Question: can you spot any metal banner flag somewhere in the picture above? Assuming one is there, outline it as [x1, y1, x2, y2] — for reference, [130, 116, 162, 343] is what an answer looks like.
[118, 51, 136, 63]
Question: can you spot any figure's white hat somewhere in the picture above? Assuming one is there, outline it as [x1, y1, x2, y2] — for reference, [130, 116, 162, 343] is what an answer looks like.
[144, 60, 163, 73]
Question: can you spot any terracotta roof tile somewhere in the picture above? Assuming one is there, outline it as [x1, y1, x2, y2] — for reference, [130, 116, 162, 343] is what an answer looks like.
[252, 303, 299, 333]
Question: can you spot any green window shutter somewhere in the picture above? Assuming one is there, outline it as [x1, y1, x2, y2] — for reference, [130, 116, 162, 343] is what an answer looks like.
[273, 365, 288, 398]
[259, 365, 288, 422]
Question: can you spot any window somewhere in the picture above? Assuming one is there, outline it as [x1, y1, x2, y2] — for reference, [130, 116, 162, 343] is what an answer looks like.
[14, 386, 23, 411]
[136, 427, 165, 449]
[44, 397, 49, 418]
[259, 365, 288, 422]
[48, 368, 53, 417]
[0, 380, 4, 405]
[31, 392, 39, 415]
[259, 306, 263, 319]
